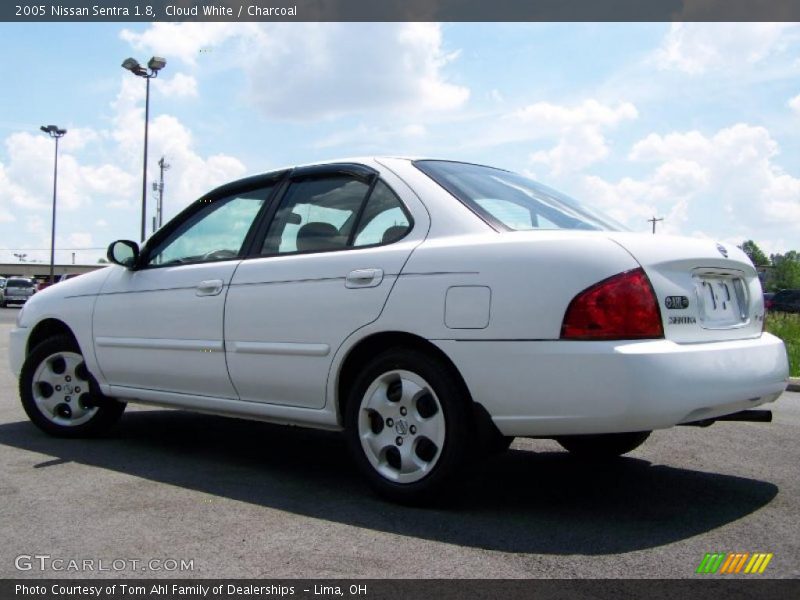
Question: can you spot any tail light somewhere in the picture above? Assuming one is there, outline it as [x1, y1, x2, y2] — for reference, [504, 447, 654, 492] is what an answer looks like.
[561, 268, 664, 340]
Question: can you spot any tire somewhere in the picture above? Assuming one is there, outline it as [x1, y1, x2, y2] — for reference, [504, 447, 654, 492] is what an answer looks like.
[345, 348, 472, 504]
[20, 335, 126, 437]
[489, 434, 515, 454]
[556, 431, 651, 459]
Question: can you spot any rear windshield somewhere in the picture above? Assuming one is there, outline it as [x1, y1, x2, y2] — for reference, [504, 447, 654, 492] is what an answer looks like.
[414, 160, 624, 232]
[7, 280, 33, 288]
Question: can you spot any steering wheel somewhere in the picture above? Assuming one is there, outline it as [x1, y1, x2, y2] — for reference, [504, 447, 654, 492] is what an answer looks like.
[202, 249, 238, 261]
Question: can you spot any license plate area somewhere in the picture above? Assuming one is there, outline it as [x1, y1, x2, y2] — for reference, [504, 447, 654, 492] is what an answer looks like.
[693, 271, 748, 328]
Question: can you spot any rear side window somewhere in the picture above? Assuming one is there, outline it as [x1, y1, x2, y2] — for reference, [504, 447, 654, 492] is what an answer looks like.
[259, 176, 411, 255]
[261, 176, 370, 255]
[415, 160, 624, 232]
[353, 181, 411, 247]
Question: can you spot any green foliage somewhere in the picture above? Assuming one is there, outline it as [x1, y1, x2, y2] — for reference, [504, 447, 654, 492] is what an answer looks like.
[769, 251, 800, 292]
[765, 312, 800, 377]
[739, 240, 770, 267]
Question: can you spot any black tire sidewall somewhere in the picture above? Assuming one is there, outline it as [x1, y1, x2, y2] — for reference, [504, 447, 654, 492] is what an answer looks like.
[344, 348, 472, 504]
[20, 335, 125, 438]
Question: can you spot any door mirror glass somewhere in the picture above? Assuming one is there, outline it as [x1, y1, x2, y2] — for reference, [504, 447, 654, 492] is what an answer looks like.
[107, 240, 140, 268]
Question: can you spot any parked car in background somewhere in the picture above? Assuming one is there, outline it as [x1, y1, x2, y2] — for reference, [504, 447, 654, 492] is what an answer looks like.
[1, 277, 36, 307]
[0, 277, 6, 290]
[769, 289, 800, 313]
[8, 157, 790, 503]
[763, 292, 775, 311]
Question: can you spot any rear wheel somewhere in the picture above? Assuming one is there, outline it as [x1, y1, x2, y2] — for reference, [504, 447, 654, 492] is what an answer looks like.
[345, 349, 472, 504]
[20, 335, 126, 437]
[556, 431, 650, 459]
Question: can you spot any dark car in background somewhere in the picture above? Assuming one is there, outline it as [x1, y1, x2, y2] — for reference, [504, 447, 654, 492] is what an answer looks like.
[769, 289, 800, 314]
[0, 277, 36, 307]
[763, 292, 775, 310]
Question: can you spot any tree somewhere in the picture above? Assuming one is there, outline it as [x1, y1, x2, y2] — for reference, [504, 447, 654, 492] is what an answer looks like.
[769, 251, 800, 291]
[739, 240, 770, 267]
[97, 258, 108, 264]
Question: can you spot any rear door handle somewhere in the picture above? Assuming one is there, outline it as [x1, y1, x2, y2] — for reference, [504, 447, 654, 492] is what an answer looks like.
[196, 279, 224, 296]
[345, 268, 383, 288]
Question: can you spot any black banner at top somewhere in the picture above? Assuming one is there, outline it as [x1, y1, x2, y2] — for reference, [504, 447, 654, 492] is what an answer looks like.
[3, 0, 800, 22]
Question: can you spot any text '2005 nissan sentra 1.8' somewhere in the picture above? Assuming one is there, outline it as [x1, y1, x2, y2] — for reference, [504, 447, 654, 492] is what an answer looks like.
[8, 158, 789, 503]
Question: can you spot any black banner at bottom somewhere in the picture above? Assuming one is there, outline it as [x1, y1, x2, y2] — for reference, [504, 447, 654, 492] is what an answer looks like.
[3, 579, 800, 600]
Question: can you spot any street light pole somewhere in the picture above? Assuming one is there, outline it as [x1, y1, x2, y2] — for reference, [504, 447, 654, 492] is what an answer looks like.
[142, 75, 150, 243]
[121, 56, 167, 243]
[40, 125, 67, 284]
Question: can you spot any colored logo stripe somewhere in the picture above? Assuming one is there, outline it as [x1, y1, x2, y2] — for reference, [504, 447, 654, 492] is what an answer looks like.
[696, 553, 726, 574]
[696, 552, 773, 574]
[744, 553, 773, 574]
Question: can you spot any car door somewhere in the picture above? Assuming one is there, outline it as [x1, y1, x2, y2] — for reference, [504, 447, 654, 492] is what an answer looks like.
[93, 177, 280, 398]
[224, 164, 423, 409]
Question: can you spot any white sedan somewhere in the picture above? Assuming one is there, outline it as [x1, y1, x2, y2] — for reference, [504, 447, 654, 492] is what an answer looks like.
[9, 158, 789, 503]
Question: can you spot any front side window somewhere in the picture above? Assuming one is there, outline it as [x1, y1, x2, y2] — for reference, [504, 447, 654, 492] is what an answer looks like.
[261, 176, 371, 255]
[415, 160, 624, 232]
[147, 186, 273, 267]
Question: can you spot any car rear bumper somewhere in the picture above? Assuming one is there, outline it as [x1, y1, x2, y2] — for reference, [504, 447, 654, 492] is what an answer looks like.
[434, 333, 789, 436]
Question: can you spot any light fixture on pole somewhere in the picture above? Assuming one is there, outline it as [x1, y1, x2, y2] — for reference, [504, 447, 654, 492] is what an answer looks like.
[13, 253, 27, 263]
[40, 124, 67, 284]
[121, 56, 167, 242]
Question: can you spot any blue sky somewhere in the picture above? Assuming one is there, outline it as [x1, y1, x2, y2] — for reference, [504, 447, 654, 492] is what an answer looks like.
[1, 22, 799, 265]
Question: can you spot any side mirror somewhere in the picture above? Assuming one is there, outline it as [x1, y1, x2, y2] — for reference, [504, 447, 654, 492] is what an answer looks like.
[107, 240, 140, 268]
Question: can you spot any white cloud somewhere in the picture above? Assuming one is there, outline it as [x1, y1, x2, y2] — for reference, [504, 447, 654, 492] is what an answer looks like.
[157, 73, 199, 99]
[515, 100, 637, 175]
[582, 124, 800, 240]
[790, 93, 800, 115]
[120, 23, 251, 65]
[121, 23, 469, 121]
[312, 122, 428, 150]
[514, 99, 638, 129]
[655, 23, 795, 74]
[0, 71, 247, 263]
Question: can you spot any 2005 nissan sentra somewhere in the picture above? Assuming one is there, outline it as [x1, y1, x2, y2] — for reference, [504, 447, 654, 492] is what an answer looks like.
[9, 158, 789, 503]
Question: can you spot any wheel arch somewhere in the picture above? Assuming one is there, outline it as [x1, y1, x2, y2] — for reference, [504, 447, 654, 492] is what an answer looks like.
[26, 318, 79, 356]
[336, 332, 466, 420]
[335, 331, 500, 442]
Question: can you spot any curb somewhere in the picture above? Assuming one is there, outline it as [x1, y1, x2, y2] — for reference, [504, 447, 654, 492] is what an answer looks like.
[788, 378, 800, 393]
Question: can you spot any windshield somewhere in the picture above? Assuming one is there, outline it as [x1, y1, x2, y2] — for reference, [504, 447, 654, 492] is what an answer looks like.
[7, 280, 33, 288]
[414, 160, 625, 232]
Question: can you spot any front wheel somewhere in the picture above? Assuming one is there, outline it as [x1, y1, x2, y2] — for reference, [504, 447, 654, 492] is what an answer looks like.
[555, 431, 651, 459]
[345, 349, 472, 504]
[20, 335, 126, 437]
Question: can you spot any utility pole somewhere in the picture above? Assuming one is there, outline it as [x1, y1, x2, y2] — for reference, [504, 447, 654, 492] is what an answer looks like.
[152, 156, 170, 231]
[648, 216, 663, 234]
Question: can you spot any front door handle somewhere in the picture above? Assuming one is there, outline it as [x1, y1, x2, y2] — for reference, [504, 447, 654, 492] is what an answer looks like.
[196, 279, 224, 296]
[345, 268, 384, 288]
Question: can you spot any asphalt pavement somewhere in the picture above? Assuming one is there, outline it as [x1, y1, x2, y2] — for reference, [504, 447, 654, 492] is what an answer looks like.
[0, 315, 798, 579]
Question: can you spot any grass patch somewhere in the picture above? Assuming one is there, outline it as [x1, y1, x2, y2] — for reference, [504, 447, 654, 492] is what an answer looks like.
[765, 312, 800, 377]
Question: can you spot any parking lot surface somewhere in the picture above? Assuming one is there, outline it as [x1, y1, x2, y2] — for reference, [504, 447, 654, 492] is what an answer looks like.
[0, 314, 798, 579]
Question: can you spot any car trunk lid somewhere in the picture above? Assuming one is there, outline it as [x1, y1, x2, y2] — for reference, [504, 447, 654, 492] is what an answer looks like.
[605, 233, 764, 343]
